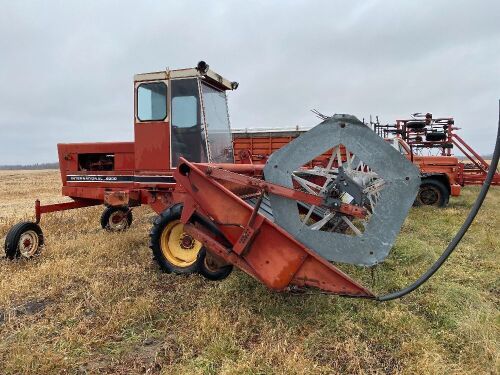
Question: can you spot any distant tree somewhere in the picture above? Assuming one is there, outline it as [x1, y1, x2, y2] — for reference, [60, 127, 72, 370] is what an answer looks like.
[0, 162, 59, 170]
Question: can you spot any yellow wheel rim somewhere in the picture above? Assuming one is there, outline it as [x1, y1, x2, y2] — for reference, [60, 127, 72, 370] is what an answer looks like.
[160, 220, 202, 267]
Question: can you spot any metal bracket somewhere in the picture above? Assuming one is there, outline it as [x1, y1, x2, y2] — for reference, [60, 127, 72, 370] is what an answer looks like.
[233, 192, 265, 255]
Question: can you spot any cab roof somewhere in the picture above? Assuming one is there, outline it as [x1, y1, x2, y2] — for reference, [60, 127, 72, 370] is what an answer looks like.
[134, 64, 236, 92]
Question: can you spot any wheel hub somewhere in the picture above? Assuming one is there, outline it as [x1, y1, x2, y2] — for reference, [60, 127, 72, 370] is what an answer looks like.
[324, 166, 366, 205]
[109, 211, 127, 230]
[204, 255, 220, 272]
[420, 186, 440, 205]
[111, 213, 125, 224]
[18, 230, 39, 258]
[179, 233, 196, 250]
[160, 221, 201, 267]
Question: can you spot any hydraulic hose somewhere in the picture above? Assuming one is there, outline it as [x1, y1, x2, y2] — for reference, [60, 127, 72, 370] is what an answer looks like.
[377, 101, 500, 301]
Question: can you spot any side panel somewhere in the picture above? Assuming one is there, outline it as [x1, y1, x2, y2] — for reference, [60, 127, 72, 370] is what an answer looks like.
[232, 133, 345, 167]
[57, 142, 135, 187]
[412, 155, 461, 187]
[233, 135, 297, 164]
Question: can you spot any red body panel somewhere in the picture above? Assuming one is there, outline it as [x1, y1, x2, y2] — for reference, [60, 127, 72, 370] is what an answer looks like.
[58, 142, 134, 180]
[134, 121, 171, 172]
[412, 155, 462, 196]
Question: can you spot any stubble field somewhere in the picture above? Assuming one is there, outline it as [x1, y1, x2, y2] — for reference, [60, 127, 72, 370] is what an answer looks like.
[0, 170, 498, 374]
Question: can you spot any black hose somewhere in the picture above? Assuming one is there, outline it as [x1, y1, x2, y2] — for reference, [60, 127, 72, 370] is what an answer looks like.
[377, 101, 500, 301]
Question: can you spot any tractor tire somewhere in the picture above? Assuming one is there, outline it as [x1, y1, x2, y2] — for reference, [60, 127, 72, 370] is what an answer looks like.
[101, 206, 133, 232]
[426, 132, 446, 142]
[149, 204, 201, 274]
[197, 247, 233, 281]
[4, 222, 44, 259]
[406, 120, 426, 129]
[415, 179, 449, 207]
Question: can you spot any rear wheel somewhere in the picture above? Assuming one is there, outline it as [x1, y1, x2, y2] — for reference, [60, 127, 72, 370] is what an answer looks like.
[149, 205, 201, 274]
[415, 179, 449, 207]
[101, 206, 133, 232]
[4, 222, 44, 259]
[197, 248, 233, 281]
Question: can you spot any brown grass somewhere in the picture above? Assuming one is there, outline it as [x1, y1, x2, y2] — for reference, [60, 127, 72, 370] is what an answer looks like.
[0, 170, 498, 374]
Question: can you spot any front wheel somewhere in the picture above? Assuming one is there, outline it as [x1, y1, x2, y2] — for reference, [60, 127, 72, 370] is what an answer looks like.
[4, 222, 44, 259]
[149, 205, 201, 274]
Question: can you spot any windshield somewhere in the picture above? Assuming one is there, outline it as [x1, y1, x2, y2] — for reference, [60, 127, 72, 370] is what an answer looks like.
[201, 82, 234, 163]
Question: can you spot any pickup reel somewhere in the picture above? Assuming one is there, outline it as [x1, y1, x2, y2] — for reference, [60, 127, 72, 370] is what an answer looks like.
[264, 114, 420, 266]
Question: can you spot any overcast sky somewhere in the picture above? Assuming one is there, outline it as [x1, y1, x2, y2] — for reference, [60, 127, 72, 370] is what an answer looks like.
[0, 0, 499, 164]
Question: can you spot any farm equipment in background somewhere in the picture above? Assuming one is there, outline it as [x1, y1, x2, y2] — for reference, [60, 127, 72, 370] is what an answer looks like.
[4, 62, 499, 301]
[233, 128, 462, 207]
[233, 113, 500, 207]
[373, 113, 500, 185]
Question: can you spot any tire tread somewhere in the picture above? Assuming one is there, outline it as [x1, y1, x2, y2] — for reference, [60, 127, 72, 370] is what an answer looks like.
[4, 222, 44, 259]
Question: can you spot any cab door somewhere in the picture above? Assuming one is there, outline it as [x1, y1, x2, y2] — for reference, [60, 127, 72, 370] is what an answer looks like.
[200, 81, 234, 163]
[134, 80, 171, 172]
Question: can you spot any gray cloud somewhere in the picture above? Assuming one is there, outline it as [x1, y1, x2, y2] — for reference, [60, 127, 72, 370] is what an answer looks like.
[0, 0, 499, 164]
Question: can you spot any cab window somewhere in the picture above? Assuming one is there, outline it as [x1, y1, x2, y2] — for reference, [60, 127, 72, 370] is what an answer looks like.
[172, 96, 197, 127]
[137, 82, 167, 121]
[170, 79, 208, 167]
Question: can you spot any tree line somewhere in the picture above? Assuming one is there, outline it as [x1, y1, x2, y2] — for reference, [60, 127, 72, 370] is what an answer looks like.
[0, 162, 59, 170]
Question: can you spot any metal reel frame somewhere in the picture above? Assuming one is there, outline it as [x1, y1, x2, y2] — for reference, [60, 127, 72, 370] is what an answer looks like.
[264, 114, 420, 266]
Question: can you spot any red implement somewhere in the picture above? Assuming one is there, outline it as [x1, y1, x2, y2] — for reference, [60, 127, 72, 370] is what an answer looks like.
[174, 158, 374, 298]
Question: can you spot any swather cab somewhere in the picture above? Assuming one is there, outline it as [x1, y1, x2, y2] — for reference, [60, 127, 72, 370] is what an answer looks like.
[58, 62, 236, 204]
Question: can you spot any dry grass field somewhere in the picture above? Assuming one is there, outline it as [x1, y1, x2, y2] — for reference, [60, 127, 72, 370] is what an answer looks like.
[0, 170, 498, 374]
